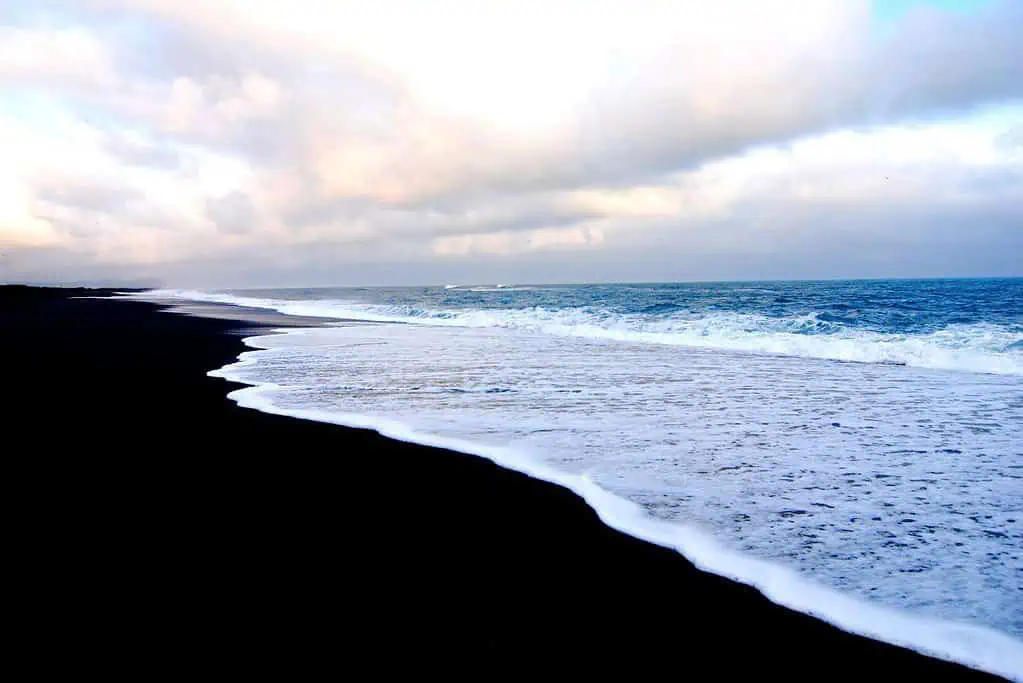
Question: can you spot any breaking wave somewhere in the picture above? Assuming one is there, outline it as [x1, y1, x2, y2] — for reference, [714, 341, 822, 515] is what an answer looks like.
[146, 289, 1023, 375]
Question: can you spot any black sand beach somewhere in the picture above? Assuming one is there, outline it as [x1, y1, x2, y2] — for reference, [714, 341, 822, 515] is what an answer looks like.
[3, 286, 1004, 678]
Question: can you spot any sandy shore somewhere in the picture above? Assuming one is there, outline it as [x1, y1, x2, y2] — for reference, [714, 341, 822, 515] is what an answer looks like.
[2, 285, 1004, 678]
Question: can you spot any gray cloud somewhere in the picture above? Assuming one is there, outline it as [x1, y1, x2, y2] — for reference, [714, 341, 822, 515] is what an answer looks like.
[996, 126, 1023, 155]
[870, 2, 1023, 117]
[103, 130, 182, 168]
[564, 1, 1023, 190]
[35, 179, 139, 215]
[205, 190, 256, 234]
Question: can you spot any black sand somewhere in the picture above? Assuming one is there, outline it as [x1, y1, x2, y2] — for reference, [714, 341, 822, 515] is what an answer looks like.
[3, 286, 1004, 678]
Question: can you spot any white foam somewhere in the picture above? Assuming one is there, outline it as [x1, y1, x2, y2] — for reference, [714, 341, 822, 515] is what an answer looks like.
[208, 327, 1023, 681]
[146, 289, 1023, 376]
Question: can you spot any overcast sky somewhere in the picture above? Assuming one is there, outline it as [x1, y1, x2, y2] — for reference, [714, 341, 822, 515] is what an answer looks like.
[1, 0, 1021, 287]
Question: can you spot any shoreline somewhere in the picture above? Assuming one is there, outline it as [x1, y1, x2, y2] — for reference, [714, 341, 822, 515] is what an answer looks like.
[217, 330, 1023, 678]
[3, 286, 1009, 679]
[212, 299, 1023, 678]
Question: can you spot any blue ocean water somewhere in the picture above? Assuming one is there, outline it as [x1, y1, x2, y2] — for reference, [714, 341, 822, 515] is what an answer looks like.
[149, 278, 1023, 678]
[211, 278, 1022, 373]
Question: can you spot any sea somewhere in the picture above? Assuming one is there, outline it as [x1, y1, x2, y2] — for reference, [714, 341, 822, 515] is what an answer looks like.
[149, 278, 1023, 679]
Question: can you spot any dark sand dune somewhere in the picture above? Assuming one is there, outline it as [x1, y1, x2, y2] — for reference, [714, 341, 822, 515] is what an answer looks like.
[2, 286, 1004, 678]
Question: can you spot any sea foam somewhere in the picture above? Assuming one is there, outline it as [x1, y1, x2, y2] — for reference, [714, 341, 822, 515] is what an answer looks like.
[147, 289, 1023, 376]
[208, 326, 1023, 681]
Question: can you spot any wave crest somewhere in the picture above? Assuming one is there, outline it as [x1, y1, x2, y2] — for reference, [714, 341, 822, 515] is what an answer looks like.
[145, 289, 1023, 376]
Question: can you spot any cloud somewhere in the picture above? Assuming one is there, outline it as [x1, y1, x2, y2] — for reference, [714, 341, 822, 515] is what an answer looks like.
[206, 190, 257, 234]
[103, 130, 182, 169]
[0, 24, 115, 90]
[1, 0, 1021, 285]
[30, 1, 1023, 190]
[996, 125, 1023, 158]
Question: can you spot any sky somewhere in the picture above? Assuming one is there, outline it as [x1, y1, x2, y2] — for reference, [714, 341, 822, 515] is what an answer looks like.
[0, 0, 1021, 287]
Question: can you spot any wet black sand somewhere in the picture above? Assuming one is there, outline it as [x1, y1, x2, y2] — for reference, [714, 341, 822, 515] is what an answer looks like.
[2, 286, 1004, 678]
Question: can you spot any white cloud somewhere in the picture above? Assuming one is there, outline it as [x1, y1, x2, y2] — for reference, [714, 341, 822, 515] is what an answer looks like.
[0, 0, 1021, 284]
[0, 25, 115, 89]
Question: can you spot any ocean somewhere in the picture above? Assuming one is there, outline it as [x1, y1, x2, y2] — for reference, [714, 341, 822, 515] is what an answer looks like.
[151, 278, 1023, 676]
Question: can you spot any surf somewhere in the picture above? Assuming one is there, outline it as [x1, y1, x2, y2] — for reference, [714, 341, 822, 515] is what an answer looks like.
[145, 288, 1023, 376]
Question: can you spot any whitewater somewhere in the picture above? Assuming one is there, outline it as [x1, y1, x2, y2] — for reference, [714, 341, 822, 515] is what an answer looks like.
[143, 279, 1023, 679]
[160, 281, 1023, 376]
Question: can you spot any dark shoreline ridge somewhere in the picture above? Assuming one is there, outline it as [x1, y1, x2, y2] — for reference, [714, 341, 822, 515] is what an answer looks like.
[3, 286, 1004, 678]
